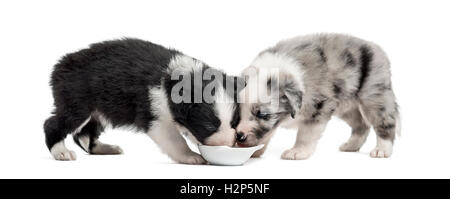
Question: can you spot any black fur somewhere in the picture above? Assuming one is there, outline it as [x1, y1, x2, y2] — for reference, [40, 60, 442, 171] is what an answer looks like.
[73, 118, 103, 152]
[316, 47, 327, 63]
[163, 66, 222, 143]
[44, 38, 239, 151]
[267, 77, 273, 88]
[163, 65, 243, 143]
[375, 123, 396, 140]
[311, 98, 326, 119]
[44, 38, 176, 150]
[332, 79, 344, 98]
[282, 78, 303, 118]
[341, 49, 356, 67]
[230, 77, 244, 129]
[230, 103, 241, 129]
[230, 76, 244, 129]
[333, 84, 341, 97]
[357, 45, 373, 93]
[253, 125, 271, 139]
[373, 83, 391, 92]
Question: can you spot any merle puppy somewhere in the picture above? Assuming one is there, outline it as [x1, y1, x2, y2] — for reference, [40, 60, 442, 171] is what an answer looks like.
[236, 34, 400, 159]
[44, 38, 242, 164]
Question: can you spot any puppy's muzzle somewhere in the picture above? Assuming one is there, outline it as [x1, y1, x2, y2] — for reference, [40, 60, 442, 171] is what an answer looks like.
[236, 132, 247, 143]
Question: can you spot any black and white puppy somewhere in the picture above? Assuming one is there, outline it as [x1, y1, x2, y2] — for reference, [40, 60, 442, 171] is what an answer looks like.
[44, 38, 243, 164]
[236, 34, 400, 159]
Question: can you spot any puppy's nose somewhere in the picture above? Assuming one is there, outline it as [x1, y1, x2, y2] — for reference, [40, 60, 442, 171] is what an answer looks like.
[236, 132, 247, 143]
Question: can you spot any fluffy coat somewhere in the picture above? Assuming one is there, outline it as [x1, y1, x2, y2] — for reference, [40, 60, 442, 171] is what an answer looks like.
[44, 38, 241, 163]
[236, 33, 400, 159]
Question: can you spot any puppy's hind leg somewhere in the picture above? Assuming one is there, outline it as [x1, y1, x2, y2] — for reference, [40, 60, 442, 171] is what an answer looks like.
[44, 113, 90, 161]
[360, 90, 399, 158]
[338, 107, 370, 152]
[73, 117, 123, 155]
[148, 121, 205, 164]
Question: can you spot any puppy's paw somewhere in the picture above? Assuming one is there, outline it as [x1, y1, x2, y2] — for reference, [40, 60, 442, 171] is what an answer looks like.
[52, 150, 77, 161]
[339, 142, 361, 152]
[91, 143, 123, 155]
[370, 147, 392, 158]
[251, 148, 266, 158]
[281, 147, 313, 160]
[251, 151, 263, 158]
[177, 153, 206, 165]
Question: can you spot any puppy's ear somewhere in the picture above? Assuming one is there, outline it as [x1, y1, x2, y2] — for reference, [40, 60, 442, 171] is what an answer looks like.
[280, 78, 303, 118]
[172, 103, 192, 127]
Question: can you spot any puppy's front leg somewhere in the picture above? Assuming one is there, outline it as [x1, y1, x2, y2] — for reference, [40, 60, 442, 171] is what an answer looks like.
[252, 141, 269, 158]
[251, 134, 273, 158]
[148, 121, 205, 164]
[282, 121, 328, 160]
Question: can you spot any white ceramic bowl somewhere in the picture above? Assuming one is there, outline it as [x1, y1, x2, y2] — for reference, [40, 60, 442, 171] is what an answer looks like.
[198, 144, 264, 166]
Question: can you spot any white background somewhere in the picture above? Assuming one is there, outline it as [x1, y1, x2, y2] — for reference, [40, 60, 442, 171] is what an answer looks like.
[1, 0, 449, 179]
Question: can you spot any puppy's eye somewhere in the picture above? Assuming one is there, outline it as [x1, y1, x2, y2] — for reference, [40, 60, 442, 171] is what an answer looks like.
[255, 110, 271, 120]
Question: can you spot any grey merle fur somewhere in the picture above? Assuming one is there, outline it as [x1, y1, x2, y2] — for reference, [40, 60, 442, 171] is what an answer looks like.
[237, 33, 400, 159]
